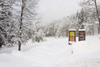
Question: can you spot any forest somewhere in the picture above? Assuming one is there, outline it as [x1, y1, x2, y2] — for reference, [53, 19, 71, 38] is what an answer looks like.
[0, 0, 100, 50]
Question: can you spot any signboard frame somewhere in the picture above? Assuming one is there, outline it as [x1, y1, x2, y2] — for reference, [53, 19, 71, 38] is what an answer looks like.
[69, 31, 76, 42]
[78, 30, 85, 41]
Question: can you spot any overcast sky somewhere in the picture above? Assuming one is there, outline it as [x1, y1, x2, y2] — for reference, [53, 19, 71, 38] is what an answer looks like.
[37, 0, 81, 24]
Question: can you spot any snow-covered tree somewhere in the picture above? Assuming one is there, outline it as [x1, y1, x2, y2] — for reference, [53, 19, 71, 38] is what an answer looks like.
[0, 0, 16, 47]
[80, 0, 100, 34]
[18, 0, 38, 51]
[0, 0, 39, 50]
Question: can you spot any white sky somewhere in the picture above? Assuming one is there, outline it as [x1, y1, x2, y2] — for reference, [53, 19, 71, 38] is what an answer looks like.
[37, 0, 81, 24]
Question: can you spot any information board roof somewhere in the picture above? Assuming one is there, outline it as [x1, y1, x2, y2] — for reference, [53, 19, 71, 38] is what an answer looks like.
[69, 29, 76, 31]
[79, 29, 86, 31]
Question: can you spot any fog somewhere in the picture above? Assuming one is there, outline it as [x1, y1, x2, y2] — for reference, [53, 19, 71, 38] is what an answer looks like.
[37, 0, 81, 24]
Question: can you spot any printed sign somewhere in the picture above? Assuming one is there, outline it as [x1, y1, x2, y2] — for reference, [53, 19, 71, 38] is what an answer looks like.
[70, 36, 75, 41]
[70, 32, 75, 36]
[79, 31, 85, 41]
[69, 31, 76, 42]
[80, 37, 84, 39]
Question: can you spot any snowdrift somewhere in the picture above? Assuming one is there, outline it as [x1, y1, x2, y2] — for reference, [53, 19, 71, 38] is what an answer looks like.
[0, 36, 100, 67]
[72, 39, 100, 54]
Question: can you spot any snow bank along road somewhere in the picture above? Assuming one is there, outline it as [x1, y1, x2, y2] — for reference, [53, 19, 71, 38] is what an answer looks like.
[0, 35, 100, 67]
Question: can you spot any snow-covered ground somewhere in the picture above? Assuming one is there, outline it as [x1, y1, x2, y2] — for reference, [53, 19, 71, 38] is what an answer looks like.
[0, 35, 100, 67]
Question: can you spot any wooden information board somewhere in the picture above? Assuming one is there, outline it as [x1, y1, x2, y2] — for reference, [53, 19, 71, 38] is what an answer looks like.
[69, 31, 76, 42]
[79, 31, 85, 41]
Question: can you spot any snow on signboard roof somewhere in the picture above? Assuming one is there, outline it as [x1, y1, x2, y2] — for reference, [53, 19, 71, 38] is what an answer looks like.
[69, 29, 76, 31]
[79, 29, 86, 31]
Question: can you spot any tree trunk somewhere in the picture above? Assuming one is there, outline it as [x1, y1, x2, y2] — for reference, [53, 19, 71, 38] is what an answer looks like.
[94, 0, 100, 34]
[99, 18, 100, 26]
[98, 26, 100, 34]
[99, 18, 100, 34]
[94, 0, 99, 19]
[18, 0, 25, 51]
[18, 41, 21, 51]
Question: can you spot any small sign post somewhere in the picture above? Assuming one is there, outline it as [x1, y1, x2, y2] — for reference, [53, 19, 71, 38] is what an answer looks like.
[79, 29, 86, 41]
[68, 29, 76, 45]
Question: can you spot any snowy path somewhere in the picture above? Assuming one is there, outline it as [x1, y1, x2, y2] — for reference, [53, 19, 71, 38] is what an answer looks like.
[0, 35, 100, 67]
